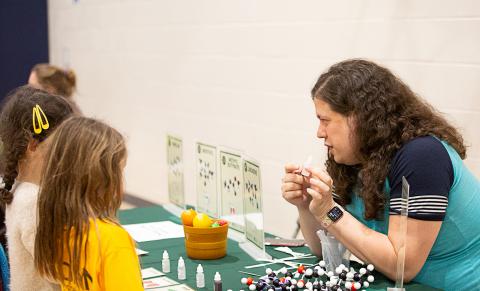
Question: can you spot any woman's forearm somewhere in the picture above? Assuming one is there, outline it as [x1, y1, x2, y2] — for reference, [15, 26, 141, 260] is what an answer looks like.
[326, 211, 399, 280]
[297, 206, 324, 257]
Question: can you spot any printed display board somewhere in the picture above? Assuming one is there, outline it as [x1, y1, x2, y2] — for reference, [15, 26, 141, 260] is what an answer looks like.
[243, 159, 265, 249]
[196, 142, 218, 217]
[166, 135, 184, 207]
[219, 150, 244, 232]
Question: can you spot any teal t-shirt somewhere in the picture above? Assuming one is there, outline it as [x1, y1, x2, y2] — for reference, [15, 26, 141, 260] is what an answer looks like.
[345, 139, 480, 290]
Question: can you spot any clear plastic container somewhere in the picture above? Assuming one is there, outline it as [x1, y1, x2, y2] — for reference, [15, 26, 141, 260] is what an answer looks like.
[316, 229, 351, 272]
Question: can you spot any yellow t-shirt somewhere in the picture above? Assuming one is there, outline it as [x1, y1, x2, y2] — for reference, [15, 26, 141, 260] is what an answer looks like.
[61, 220, 143, 291]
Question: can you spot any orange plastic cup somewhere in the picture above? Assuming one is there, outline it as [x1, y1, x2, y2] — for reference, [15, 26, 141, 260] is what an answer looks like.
[183, 222, 228, 259]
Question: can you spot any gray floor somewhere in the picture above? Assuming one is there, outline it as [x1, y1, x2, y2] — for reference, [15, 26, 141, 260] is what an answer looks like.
[120, 193, 157, 210]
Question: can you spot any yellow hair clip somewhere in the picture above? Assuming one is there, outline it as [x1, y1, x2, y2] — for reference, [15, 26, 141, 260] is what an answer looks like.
[32, 104, 49, 135]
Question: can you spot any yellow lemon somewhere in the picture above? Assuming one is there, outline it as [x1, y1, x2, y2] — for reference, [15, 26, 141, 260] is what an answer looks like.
[192, 213, 213, 228]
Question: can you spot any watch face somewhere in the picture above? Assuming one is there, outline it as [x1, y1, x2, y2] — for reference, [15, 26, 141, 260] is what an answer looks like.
[327, 206, 343, 222]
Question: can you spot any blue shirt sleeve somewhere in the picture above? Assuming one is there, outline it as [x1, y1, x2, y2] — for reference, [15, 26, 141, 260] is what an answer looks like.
[388, 136, 453, 221]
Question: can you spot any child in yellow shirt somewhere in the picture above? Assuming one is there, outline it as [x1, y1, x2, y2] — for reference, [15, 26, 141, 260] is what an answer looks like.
[34, 116, 143, 291]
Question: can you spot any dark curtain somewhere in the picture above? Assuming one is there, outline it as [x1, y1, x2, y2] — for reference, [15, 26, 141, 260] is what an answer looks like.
[0, 0, 49, 103]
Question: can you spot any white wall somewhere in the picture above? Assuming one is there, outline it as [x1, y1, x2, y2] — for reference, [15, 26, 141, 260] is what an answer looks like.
[48, 0, 480, 238]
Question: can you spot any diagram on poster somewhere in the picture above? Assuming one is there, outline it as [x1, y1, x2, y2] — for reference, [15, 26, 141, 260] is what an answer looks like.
[243, 159, 265, 249]
[166, 135, 184, 207]
[196, 142, 218, 217]
[219, 150, 244, 232]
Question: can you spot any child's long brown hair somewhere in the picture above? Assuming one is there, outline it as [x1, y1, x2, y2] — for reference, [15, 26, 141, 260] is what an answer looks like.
[34, 116, 126, 287]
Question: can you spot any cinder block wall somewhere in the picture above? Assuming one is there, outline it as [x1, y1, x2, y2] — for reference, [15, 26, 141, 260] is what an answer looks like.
[48, 0, 480, 238]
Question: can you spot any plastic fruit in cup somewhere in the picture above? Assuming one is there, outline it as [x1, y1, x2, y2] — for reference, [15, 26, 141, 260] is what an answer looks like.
[217, 219, 228, 226]
[192, 213, 213, 228]
[181, 209, 197, 226]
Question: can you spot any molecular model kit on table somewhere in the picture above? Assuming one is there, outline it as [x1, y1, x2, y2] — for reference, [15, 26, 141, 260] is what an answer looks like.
[160, 250, 376, 290]
[240, 261, 375, 291]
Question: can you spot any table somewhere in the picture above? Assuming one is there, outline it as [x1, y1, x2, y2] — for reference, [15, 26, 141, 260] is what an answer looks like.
[119, 206, 441, 291]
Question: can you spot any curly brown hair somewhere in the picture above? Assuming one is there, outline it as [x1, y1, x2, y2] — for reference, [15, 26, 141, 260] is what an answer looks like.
[311, 59, 466, 220]
[0, 85, 74, 205]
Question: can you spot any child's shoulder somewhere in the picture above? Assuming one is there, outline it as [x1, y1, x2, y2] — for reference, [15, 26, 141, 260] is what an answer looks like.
[10, 182, 39, 208]
[93, 219, 134, 247]
[13, 182, 39, 195]
[95, 219, 127, 235]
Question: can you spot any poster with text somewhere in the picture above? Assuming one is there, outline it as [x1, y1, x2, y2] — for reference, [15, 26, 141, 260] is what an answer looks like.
[219, 150, 244, 232]
[243, 159, 265, 249]
[166, 135, 184, 207]
[196, 142, 218, 217]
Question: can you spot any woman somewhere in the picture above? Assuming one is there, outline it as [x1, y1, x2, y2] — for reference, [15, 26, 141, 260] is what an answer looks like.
[281, 59, 480, 290]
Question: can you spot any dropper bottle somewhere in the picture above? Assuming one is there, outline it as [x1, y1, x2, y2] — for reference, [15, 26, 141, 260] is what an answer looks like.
[162, 250, 170, 273]
[214, 271, 222, 291]
[196, 264, 205, 288]
[177, 256, 186, 280]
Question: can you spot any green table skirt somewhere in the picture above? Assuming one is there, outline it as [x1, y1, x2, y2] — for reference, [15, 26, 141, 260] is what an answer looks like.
[119, 206, 441, 291]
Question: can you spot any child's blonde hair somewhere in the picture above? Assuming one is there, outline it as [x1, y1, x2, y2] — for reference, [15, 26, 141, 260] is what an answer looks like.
[34, 116, 126, 287]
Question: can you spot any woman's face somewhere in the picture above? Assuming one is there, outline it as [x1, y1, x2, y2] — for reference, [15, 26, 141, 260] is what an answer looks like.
[314, 98, 360, 165]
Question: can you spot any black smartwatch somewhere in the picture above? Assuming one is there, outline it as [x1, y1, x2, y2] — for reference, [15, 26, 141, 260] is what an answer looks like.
[321, 204, 344, 228]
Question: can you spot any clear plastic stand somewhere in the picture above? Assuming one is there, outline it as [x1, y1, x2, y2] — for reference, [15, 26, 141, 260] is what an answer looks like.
[239, 240, 272, 260]
[163, 202, 184, 217]
[387, 176, 409, 291]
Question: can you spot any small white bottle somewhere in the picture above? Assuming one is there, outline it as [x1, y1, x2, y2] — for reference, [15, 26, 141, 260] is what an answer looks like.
[162, 250, 170, 273]
[196, 264, 205, 288]
[177, 256, 186, 280]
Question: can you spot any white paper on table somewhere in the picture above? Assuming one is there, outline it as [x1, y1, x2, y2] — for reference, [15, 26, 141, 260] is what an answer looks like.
[141, 267, 165, 279]
[143, 276, 179, 289]
[123, 221, 184, 242]
[147, 284, 195, 291]
[136, 248, 149, 256]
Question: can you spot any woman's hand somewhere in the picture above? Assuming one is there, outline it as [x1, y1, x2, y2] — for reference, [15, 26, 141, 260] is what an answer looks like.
[305, 167, 335, 221]
[281, 164, 311, 209]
